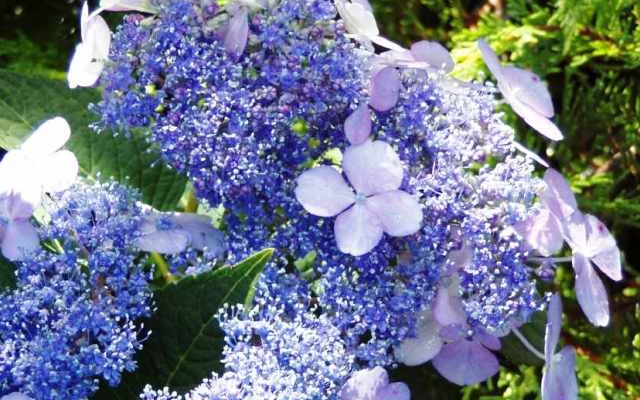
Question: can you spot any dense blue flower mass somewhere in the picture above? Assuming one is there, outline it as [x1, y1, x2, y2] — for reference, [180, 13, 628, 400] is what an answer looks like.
[95, 0, 544, 368]
[0, 182, 152, 399]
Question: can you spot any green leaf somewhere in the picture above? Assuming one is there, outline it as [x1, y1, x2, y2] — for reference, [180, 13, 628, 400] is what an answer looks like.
[0, 256, 16, 292]
[94, 248, 273, 398]
[0, 70, 187, 211]
[500, 311, 546, 367]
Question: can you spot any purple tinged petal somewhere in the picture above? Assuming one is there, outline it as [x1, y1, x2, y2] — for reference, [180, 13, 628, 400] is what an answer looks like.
[224, 10, 249, 58]
[374, 383, 411, 400]
[573, 253, 610, 326]
[135, 227, 191, 254]
[432, 340, 500, 385]
[477, 333, 501, 351]
[295, 166, 355, 217]
[410, 40, 454, 72]
[342, 140, 403, 196]
[563, 211, 589, 255]
[477, 39, 504, 81]
[340, 366, 389, 400]
[433, 277, 467, 327]
[171, 213, 225, 256]
[366, 190, 422, 236]
[584, 214, 622, 281]
[515, 207, 564, 257]
[369, 67, 401, 112]
[501, 85, 563, 141]
[500, 66, 554, 118]
[395, 311, 443, 366]
[542, 169, 578, 221]
[541, 346, 578, 400]
[1, 393, 34, 400]
[334, 203, 383, 256]
[368, 35, 406, 52]
[344, 104, 372, 145]
[545, 293, 563, 363]
[1, 220, 39, 261]
[439, 324, 465, 342]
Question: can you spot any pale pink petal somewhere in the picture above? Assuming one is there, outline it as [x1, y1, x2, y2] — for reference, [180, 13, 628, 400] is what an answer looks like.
[541, 346, 578, 400]
[584, 214, 622, 281]
[410, 41, 454, 72]
[40, 150, 79, 193]
[515, 207, 563, 257]
[334, 203, 383, 256]
[544, 293, 562, 363]
[1, 220, 39, 261]
[342, 140, 403, 196]
[573, 253, 610, 326]
[395, 310, 443, 366]
[432, 340, 500, 385]
[344, 104, 372, 145]
[295, 166, 355, 217]
[374, 383, 411, 400]
[340, 366, 388, 400]
[369, 67, 401, 112]
[502, 85, 563, 141]
[542, 169, 578, 220]
[21, 117, 71, 155]
[477, 39, 504, 81]
[500, 66, 554, 118]
[224, 10, 249, 57]
[433, 277, 466, 327]
[366, 190, 422, 236]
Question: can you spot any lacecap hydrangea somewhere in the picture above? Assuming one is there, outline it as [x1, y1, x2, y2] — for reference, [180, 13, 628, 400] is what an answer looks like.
[81, 0, 623, 397]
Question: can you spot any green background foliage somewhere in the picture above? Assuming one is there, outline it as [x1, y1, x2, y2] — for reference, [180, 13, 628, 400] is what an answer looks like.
[0, 0, 638, 398]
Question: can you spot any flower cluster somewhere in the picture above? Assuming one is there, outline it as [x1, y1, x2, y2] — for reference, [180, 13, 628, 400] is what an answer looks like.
[0, 180, 152, 399]
[10, 0, 618, 398]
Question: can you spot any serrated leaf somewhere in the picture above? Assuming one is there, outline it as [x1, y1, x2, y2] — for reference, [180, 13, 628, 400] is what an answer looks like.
[500, 311, 546, 367]
[93, 248, 273, 399]
[0, 70, 186, 211]
[0, 256, 16, 292]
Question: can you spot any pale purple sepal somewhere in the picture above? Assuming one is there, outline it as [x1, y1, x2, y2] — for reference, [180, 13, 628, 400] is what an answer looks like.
[395, 310, 443, 366]
[432, 339, 500, 385]
[544, 293, 563, 364]
[342, 140, 403, 196]
[334, 203, 383, 256]
[366, 190, 422, 237]
[542, 169, 578, 220]
[369, 67, 401, 112]
[541, 346, 578, 400]
[224, 9, 249, 58]
[340, 366, 410, 400]
[410, 40, 454, 72]
[295, 166, 355, 217]
[573, 252, 610, 326]
[345, 104, 372, 145]
[515, 207, 563, 257]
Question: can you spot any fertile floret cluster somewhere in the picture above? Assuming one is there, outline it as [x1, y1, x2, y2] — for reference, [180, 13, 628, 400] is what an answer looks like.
[0, 181, 152, 399]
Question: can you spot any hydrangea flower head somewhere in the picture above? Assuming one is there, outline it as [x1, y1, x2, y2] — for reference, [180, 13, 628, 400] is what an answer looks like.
[295, 140, 422, 256]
